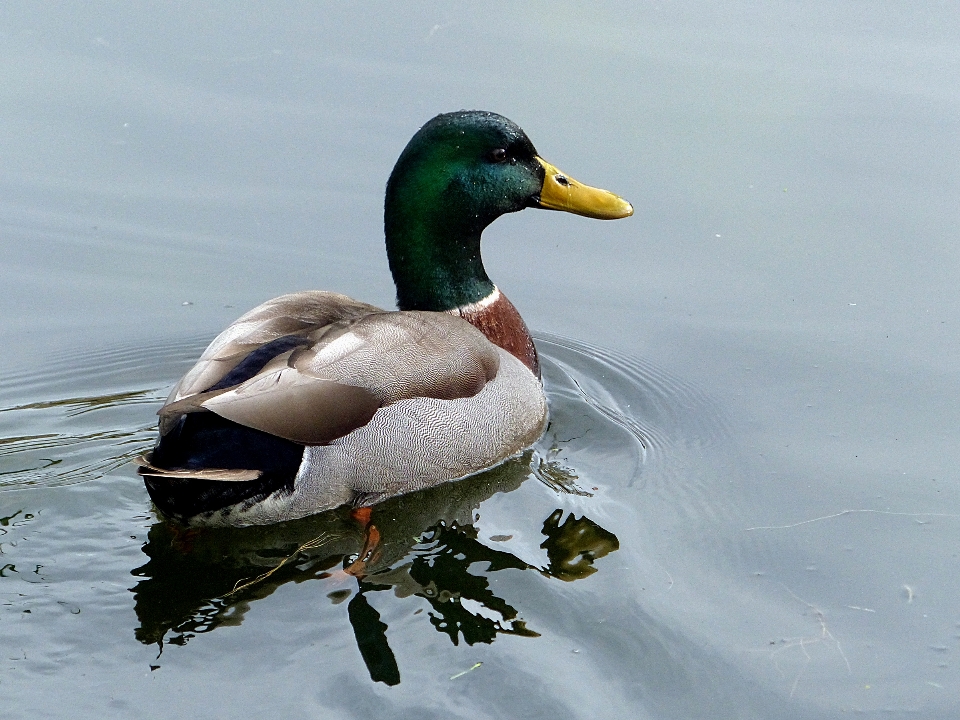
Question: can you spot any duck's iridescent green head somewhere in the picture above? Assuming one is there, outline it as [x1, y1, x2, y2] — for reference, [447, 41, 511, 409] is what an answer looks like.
[385, 111, 632, 312]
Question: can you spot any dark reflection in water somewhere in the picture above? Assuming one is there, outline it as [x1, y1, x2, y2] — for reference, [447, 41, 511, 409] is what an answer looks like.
[540, 508, 619, 582]
[130, 449, 619, 685]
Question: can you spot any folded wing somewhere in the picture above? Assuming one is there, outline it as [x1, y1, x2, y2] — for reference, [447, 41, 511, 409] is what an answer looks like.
[158, 294, 500, 447]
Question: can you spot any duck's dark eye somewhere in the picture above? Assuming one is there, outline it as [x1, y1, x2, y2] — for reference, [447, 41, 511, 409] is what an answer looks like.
[489, 148, 508, 163]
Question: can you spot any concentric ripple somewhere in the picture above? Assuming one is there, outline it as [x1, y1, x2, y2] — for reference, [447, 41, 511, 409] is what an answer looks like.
[533, 333, 743, 532]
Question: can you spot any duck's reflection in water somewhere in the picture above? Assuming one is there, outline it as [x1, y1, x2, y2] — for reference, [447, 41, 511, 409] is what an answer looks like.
[130, 451, 619, 685]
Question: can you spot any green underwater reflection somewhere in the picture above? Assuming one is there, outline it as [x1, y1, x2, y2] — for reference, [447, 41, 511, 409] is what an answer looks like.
[130, 450, 619, 685]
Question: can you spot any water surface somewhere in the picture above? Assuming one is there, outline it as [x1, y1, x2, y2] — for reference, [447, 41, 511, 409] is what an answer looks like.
[2, 3, 960, 718]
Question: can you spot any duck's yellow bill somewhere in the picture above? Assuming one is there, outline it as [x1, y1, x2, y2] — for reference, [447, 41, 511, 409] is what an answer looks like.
[535, 157, 633, 220]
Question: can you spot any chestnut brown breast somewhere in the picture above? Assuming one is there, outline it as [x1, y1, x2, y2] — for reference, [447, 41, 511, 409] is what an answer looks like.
[454, 290, 540, 377]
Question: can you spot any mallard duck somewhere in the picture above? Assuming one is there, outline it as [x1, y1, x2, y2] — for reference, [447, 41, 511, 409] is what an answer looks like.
[139, 110, 632, 526]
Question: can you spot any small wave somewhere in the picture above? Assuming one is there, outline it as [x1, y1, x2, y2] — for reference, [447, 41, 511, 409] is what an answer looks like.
[0, 337, 207, 490]
[533, 333, 753, 551]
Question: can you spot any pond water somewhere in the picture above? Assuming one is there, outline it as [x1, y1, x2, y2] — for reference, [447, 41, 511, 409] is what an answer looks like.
[2, 3, 959, 718]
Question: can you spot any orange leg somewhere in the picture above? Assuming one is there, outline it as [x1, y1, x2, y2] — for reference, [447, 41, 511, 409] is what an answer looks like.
[344, 524, 382, 577]
[350, 506, 373, 527]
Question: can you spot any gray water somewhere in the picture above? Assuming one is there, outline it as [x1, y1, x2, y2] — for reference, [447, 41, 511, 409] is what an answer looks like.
[2, 3, 959, 718]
